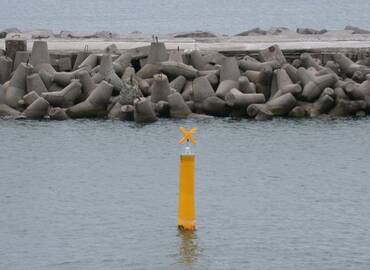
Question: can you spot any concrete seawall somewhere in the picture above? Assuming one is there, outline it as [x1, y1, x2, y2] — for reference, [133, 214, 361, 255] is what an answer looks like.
[2, 37, 370, 52]
[2, 37, 370, 67]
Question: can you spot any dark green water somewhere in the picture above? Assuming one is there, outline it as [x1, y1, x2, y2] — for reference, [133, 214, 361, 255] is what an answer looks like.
[1, 117, 370, 269]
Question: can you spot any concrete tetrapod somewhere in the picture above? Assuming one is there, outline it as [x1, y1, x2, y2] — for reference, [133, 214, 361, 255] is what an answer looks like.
[122, 67, 136, 82]
[76, 70, 97, 99]
[134, 97, 158, 123]
[225, 88, 265, 108]
[289, 106, 308, 118]
[0, 104, 21, 117]
[136, 64, 161, 79]
[26, 73, 48, 95]
[238, 76, 256, 94]
[205, 71, 219, 89]
[108, 102, 124, 120]
[284, 64, 300, 83]
[291, 94, 335, 117]
[308, 94, 335, 116]
[300, 53, 324, 71]
[22, 97, 50, 119]
[185, 100, 195, 112]
[118, 81, 143, 105]
[307, 67, 318, 77]
[239, 59, 279, 72]
[188, 50, 207, 70]
[201, 96, 228, 117]
[202, 51, 226, 65]
[215, 80, 238, 100]
[259, 44, 286, 65]
[329, 98, 367, 117]
[155, 101, 170, 118]
[296, 67, 314, 85]
[30, 40, 49, 67]
[335, 78, 353, 90]
[121, 105, 135, 121]
[150, 73, 171, 103]
[245, 70, 267, 91]
[334, 53, 370, 77]
[160, 61, 199, 80]
[136, 76, 150, 96]
[325, 61, 340, 75]
[67, 80, 113, 118]
[181, 81, 193, 101]
[42, 79, 82, 108]
[13, 51, 29, 72]
[73, 50, 90, 71]
[0, 56, 12, 84]
[48, 82, 64, 93]
[92, 54, 123, 92]
[169, 75, 186, 93]
[253, 109, 274, 121]
[5, 62, 33, 109]
[191, 76, 215, 104]
[49, 107, 69, 120]
[255, 67, 273, 100]
[30, 40, 55, 74]
[19, 91, 40, 106]
[198, 69, 219, 77]
[220, 57, 240, 81]
[271, 69, 302, 99]
[146, 42, 168, 64]
[315, 66, 340, 79]
[89, 62, 102, 73]
[358, 77, 370, 96]
[78, 54, 98, 71]
[344, 78, 370, 100]
[320, 87, 335, 99]
[270, 72, 278, 98]
[351, 71, 367, 83]
[110, 63, 124, 78]
[108, 103, 135, 121]
[247, 93, 297, 118]
[168, 92, 192, 118]
[53, 70, 81, 87]
[297, 67, 337, 101]
[344, 83, 366, 100]
[334, 87, 349, 100]
[113, 53, 132, 72]
[0, 84, 6, 104]
[39, 69, 54, 90]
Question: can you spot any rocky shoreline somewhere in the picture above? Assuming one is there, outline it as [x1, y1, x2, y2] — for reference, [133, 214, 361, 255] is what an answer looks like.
[1, 38, 370, 122]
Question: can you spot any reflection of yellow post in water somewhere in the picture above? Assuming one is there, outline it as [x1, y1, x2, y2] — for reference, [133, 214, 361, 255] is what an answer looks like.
[178, 127, 197, 231]
[178, 230, 199, 266]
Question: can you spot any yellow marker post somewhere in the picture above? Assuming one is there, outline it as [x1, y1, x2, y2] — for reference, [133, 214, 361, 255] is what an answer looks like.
[178, 127, 197, 231]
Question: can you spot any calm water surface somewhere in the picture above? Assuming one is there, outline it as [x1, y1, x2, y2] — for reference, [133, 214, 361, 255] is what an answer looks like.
[0, 117, 370, 269]
[0, 0, 370, 34]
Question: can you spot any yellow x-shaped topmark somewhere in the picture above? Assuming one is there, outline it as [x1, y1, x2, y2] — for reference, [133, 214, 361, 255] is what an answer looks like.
[179, 127, 197, 145]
